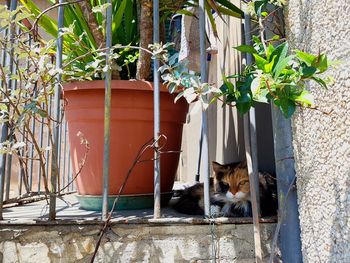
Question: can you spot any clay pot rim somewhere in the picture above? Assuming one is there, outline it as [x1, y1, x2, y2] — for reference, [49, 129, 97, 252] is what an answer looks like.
[63, 79, 170, 93]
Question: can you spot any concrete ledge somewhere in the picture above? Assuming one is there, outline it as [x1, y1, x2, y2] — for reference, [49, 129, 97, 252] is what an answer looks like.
[0, 222, 276, 262]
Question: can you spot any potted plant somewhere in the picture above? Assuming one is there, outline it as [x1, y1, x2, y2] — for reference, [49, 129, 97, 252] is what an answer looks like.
[19, 0, 243, 210]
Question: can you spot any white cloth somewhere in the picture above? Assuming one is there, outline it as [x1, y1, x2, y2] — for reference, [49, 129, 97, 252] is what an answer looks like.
[178, 7, 218, 72]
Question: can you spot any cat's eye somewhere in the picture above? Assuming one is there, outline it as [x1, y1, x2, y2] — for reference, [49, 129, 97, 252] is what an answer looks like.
[239, 180, 248, 186]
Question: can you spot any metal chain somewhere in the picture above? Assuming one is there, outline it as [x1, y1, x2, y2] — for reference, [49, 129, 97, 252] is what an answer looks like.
[208, 216, 219, 262]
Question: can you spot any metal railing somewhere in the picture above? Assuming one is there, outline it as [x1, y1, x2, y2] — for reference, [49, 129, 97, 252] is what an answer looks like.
[0, 0, 256, 224]
[0, 0, 74, 220]
[0, 0, 300, 262]
[0, 1, 299, 262]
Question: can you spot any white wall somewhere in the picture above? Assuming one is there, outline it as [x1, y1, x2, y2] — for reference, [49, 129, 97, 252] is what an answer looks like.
[286, 1, 350, 261]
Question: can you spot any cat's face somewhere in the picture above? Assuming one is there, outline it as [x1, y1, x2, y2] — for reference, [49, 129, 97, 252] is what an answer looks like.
[212, 162, 250, 202]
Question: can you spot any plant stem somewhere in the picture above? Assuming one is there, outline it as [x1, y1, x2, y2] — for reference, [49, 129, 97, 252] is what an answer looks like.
[136, 0, 153, 80]
[259, 16, 267, 51]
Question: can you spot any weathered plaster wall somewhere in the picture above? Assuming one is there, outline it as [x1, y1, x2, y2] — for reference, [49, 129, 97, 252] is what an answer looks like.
[0, 223, 275, 262]
[285, 1, 350, 262]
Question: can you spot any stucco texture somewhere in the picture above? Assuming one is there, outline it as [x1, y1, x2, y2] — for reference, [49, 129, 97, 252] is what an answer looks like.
[0, 223, 276, 262]
[285, 0, 350, 262]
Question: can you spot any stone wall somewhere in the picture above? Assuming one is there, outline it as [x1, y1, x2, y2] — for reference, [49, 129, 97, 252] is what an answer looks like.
[0, 223, 276, 262]
[285, 1, 350, 262]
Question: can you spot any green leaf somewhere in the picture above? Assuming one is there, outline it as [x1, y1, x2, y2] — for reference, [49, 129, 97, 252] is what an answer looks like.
[277, 98, 296, 118]
[205, 5, 218, 38]
[236, 89, 252, 114]
[271, 35, 280, 41]
[67, 3, 97, 48]
[291, 91, 315, 107]
[273, 55, 293, 78]
[300, 66, 317, 78]
[237, 102, 251, 115]
[37, 109, 48, 118]
[112, 0, 128, 34]
[253, 89, 269, 103]
[124, 0, 137, 42]
[312, 54, 328, 73]
[214, 0, 244, 17]
[216, 5, 243, 19]
[253, 54, 268, 70]
[175, 9, 195, 16]
[238, 92, 251, 103]
[264, 55, 276, 73]
[19, 0, 58, 37]
[295, 50, 317, 66]
[252, 35, 261, 45]
[270, 42, 289, 70]
[266, 44, 275, 61]
[221, 76, 235, 94]
[234, 45, 257, 54]
[311, 76, 328, 89]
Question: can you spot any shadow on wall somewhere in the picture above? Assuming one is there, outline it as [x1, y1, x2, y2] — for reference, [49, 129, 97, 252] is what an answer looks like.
[256, 103, 276, 175]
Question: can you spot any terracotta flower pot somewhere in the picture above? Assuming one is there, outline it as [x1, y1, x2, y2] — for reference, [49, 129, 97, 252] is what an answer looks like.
[63, 80, 188, 210]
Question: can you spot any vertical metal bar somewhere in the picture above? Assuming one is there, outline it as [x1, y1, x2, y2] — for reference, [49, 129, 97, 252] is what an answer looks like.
[0, 29, 8, 90]
[102, 0, 112, 220]
[61, 121, 67, 192]
[0, 124, 7, 219]
[67, 143, 72, 192]
[45, 98, 52, 183]
[18, 129, 25, 196]
[38, 105, 45, 193]
[24, 33, 32, 195]
[0, 125, 8, 220]
[244, 115, 263, 263]
[153, 0, 161, 219]
[28, 109, 36, 191]
[0, 29, 8, 205]
[4, 25, 20, 201]
[271, 106, 302, 262]
[49, 0, 64, 221]
[57, 116, 63, 192]
[243, 14, 263, 263]
[244, 15, 260, 211]
[198, 0, 210, 217]
[4, 142, 13, 201]
[0, 0, 17, 220]
[195, 125, 203, 182]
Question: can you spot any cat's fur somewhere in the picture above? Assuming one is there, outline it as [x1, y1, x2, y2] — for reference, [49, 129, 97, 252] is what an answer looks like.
[173, 161, 277, 217]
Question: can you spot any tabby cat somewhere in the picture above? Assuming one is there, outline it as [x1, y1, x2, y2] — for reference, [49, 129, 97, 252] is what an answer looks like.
[173, 161, 277, 217]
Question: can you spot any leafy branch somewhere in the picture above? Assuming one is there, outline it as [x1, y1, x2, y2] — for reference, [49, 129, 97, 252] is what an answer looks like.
[154, 0, 334, 118]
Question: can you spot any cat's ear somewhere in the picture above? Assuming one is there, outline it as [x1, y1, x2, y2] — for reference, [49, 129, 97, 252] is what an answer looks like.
[212, 161, 229, 173]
